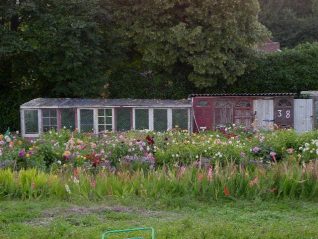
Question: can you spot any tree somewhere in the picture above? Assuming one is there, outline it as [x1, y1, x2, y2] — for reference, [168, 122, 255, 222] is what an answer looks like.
[0, 0, 110, 131]
[230, 42, 318, 93]
[103, 0, 268, 89]
[259, 0, 318, 48]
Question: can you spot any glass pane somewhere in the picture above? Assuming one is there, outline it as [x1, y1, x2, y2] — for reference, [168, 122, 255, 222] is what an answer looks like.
[98, 109, 105, 116]
[154, 109, 167, 131]
[42, 109, 50, 117]
[106, 125, 112, 131]
[106, 109, 112, 116]
[98, 117, 105, 124]
[135, 109, 149, 130]
[61, 109, 75, 130]
[43, 118, 50, 126]
[80, 109, 94, 132]
[50, 109, 57, 117]
[24, 110, 38, 134]
[98, 125, 105, 132]
[116, 108, 131, 131]
[50, 117, 57, 126]
[172, 109, 188, 130]
[106, 117, 112, 124]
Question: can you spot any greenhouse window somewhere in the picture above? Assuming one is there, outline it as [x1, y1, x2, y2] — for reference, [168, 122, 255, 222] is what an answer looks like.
[24, 110, 39, 134]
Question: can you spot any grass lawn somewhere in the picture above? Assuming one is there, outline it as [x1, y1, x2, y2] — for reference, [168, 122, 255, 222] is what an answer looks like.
[0, 198, 318, 239]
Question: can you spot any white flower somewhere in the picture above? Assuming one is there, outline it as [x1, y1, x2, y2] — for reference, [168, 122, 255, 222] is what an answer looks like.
[65, 184, 71, 194]
[57, 160, 61, 165]
[4, 136, 11, 143]
[176, 154, 179, 158]
[73, 177, 80, 184]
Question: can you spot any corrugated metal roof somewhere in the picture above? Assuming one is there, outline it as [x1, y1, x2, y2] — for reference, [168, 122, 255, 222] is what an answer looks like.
[189, 93, 296, 97]
[21, 98, 191, 108]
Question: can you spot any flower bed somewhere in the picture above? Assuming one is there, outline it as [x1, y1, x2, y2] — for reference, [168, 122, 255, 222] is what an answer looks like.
[1, 128, 318, 171]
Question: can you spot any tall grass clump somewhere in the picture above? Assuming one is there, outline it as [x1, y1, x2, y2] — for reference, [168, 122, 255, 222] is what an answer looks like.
[1, 161, 318, 203]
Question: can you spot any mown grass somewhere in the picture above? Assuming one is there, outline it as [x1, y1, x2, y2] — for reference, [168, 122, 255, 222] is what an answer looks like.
[1, 198, 318, 239]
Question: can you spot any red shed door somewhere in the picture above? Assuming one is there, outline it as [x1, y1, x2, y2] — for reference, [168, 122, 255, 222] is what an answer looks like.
[234, 100, 253, 128]
[214, 101, 234, 129]
[274, 98, 294, 128]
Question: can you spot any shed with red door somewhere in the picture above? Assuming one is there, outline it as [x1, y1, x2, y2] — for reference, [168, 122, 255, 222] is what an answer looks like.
[190, 93, 296, 132]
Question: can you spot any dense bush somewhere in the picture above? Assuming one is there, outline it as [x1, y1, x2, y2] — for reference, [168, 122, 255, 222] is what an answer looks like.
[231, 43, 318, 93]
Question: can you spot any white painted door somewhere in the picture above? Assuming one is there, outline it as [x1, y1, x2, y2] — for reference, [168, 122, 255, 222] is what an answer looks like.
[253, 99, 274, 130]
[294, 99, 313, 132]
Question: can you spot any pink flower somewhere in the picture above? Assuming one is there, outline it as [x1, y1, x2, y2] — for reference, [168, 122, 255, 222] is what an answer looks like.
[207, 166, 213, 182]
[270, 151, 277, 163]
[287, 148, 294, 154]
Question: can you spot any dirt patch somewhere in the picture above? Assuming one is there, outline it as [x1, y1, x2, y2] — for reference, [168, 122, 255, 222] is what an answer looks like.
[26, 204, 162, 226]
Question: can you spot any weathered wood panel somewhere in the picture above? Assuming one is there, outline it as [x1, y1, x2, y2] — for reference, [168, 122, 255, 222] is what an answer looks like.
[253, 99, 274, 130]
[294, 99, 313, 132]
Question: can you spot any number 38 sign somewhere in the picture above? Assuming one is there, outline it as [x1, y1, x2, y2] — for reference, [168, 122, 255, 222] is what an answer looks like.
[274, 98, 294, 128]
[277, 109, 291, 119]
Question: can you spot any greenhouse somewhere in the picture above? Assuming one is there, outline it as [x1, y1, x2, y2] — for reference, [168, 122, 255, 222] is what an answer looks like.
[20, 98, 192, 138]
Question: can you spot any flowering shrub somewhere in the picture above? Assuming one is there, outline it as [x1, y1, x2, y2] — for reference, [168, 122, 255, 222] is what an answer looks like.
[299, 139, 318, 162]
[1, 129, 318, 171]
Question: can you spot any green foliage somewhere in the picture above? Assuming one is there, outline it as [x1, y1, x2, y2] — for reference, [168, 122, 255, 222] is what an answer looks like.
[103, 0, 268, 88]
[232, 42, 318, 93]
[2, 200, 318, 239]
[0, 0, 109, 131]
[1, 160, 318, 201]
[259, 0, 318, 48]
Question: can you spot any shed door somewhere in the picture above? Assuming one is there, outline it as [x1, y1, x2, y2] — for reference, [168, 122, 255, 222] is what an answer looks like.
[214, 101, 234, 128]
[253, 99, 274, 130]
[294, 99, 313, 132]
[234, 100, 253, 128]
[274, 98, 294, 128]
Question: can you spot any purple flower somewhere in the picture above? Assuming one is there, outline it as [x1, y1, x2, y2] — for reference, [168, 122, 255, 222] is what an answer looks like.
[252, 146, 261, 153]
[18, 149, 26, 158]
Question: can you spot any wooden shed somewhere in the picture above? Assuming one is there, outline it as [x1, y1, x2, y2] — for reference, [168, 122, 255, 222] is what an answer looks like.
[190, 93, 297, 132]
[20, 98, 192, 138]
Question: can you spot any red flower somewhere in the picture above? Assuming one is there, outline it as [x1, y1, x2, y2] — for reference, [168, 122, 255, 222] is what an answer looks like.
[146, 135, 154, 145]
[223, 186, 230, 197]
[73, 168, 79, 177]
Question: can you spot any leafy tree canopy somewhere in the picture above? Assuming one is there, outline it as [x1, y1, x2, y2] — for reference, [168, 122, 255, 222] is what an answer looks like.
[103, 0, 268, 88]
[259, 0, 318, 48]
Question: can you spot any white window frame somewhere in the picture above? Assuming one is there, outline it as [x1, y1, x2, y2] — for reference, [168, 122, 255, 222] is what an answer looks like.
[153, 108, 170, 131]
[97, 108, 113, 133]
[77, 108, 96, 133]
[133, 108, 150, 130]
[21, 109, 41, 138]
[42, 109, 58, 132]
[171, 108, 191, 130]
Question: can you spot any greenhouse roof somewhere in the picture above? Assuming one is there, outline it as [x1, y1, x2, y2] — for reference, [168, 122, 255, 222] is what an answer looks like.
[20, 98, 191, 109]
